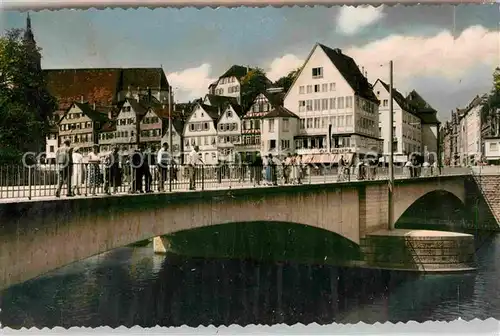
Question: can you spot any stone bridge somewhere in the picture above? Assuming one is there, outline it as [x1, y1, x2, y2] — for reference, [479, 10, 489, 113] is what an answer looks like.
[0, 174, 475, 290]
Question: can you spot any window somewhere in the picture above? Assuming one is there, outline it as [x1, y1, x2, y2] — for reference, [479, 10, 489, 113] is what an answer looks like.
[306, 85, 312, 94]
[268, 119, 275, 132]
[283, 118, 290, 132]
[49, 145, 54, 153]
[490, 142, 498, 152]
[338, 116, 345, 127]
[345, 115, 353, 127]
[322, 84, 328, 92]
[314, 99, 320, 111]
[330, 98, 336, 109]
[314, 84, 320, 93]
[227, 111, 232, 118]
[346, 96, 353, 108]
[321, 117, 328, 128]
[312, 67, 323, 79]
[269, 140, 276, 150]
[306, 100, 313, 111]
[330, 83, 336, 91]
[300, 119, 305, 129]
[338, 97, 345, 109]
[330, 116, 336, 126]
[298, 100, 306, 112]
[320, 98, 328, 110]
[314, 117, 320, 128]
[306, 118, 313, 128]
[383, 99, 388, 107]
[299, 86, 305, 94]
[281, 140, 290, 149]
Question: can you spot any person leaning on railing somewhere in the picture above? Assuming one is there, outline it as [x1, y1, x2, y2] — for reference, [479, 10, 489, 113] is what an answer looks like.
[157, 142, 170, 192]
[188, 145, 203, 190]
[55, 139, 73, 198]
[87, 145, 101, 196]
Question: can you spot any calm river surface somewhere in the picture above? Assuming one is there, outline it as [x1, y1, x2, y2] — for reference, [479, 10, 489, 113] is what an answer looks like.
[1, 232, 500, 328]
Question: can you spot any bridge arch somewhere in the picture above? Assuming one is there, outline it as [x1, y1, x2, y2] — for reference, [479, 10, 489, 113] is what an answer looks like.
[395, 190, 467, 230]
[0, 185, 362, 289]
[393, 179, 466, 226]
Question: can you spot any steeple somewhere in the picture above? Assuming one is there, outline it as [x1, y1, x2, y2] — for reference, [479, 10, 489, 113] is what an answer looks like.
[24, 13, 35, 44]
[23, 12, 41, 71]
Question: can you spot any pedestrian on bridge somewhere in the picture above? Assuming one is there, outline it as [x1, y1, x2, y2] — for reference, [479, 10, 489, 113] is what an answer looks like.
[55, 139, 73, 198]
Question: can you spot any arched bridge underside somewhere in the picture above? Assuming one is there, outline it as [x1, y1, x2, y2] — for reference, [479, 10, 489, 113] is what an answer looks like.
[0, 175, 468, 290]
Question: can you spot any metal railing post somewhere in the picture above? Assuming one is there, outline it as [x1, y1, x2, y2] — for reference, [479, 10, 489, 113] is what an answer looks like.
[201, 165, 205, 191]
[28, 166, 32, 200]
[169, 163, 172, 192]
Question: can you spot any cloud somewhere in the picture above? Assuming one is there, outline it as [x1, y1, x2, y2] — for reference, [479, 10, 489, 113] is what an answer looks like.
[336, 5, 385, 36]
[345, 25, 499, 90]
[167, 63, 216, 102]
[266, 54, 304, 81]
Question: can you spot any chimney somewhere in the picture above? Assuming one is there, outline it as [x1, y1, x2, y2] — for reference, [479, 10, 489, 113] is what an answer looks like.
[218, 106, 221, 116]
[80, 95, 84, 103]
[93, 102, 96, 110]
[246, 65, 249, 74]
[361, 66, 365, 75]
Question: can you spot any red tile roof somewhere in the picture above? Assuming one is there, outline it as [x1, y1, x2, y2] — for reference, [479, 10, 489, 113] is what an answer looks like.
[44, 67, 169, 110]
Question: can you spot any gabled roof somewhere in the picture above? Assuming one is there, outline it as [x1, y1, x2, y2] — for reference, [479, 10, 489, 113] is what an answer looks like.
[44, 68, 121, 107]
[204, 94, 239, 108]
[225, 102, 244, 117]
[318, 44, 379, 104]
[187, 103, 221, 123]
[374, 79, 419, 116]
[262, 91, 284, 107]
[262, 106, 299, 119]
[406, 90, 437, 113]
[123, 98, 148, 118]
[406, 90, 440, 125]
[219, 65, 251, 80]
[119, 68, 169, 91]
[44, 67, 169, 109]
[62, 102, 109, 124]
[283, 43, 379, 104]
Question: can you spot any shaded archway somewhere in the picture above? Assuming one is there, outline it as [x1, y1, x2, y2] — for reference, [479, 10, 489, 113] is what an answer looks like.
[395, 190, 467, 231]
[163, 221, 362, 265]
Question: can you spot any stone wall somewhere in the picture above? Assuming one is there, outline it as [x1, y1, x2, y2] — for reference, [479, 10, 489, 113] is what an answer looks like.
[472, 175, 500, 226]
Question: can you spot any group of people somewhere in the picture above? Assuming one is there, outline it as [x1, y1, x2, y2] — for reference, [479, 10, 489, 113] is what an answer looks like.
[54, 140, 112, 197]
[54, 140, 179, 197]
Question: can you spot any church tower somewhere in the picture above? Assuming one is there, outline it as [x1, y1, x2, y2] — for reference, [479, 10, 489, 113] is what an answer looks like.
[24, 13, 41, 71]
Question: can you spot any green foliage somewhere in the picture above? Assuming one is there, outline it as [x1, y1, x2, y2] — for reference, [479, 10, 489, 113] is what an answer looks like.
[0, 28, 57, 163]
[481, 68, 500, 122]
[274, 67, 301, 93]
[240, 67, 270, 111]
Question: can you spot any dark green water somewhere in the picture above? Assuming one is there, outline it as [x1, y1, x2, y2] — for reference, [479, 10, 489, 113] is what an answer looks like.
[0, 228, 499, 328]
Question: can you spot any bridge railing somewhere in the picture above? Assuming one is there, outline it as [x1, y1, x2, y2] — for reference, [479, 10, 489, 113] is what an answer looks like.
[0, 163, 471, 201]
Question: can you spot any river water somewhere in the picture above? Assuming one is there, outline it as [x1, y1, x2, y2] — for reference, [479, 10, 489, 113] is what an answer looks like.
[1, 232, 499, 328]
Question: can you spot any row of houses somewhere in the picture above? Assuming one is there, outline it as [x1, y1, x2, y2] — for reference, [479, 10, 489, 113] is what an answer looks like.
[43, 43, 442, 166]
[441, 92, 500, 166]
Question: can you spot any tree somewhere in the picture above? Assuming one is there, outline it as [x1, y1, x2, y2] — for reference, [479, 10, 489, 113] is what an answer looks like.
[274, 67, 301, 93]
[0, 28, 57, 163]
[240, 67, 270, 111]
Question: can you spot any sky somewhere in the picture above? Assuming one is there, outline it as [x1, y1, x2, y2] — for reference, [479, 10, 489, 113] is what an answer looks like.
[1, 5, 499, 121]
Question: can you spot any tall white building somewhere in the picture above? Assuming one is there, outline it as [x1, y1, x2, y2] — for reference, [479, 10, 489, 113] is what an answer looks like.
[284, 43, 381, 164]
[457, 95, 485, 165]
[373, 79, 422, 163]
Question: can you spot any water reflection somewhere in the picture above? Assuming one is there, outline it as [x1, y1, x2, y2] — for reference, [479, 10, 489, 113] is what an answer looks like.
[1, 234, 499, 328]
